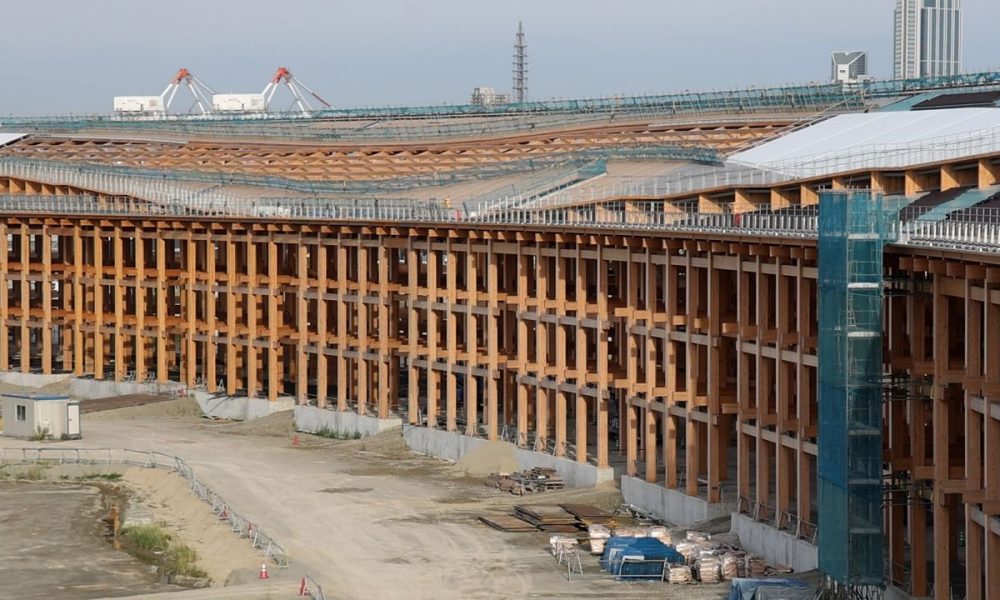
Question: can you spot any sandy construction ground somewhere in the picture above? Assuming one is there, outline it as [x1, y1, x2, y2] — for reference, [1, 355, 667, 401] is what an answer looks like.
[1, 405, 730, 600]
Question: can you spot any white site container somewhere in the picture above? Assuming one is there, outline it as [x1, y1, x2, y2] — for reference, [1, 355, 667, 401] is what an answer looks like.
[113, 95, 166, 114]
[212, 93, 266, 112]
[0, 393, 81, 440]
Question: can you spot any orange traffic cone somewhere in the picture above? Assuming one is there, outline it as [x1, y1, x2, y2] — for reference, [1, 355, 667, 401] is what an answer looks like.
[258, 562, 269, 580]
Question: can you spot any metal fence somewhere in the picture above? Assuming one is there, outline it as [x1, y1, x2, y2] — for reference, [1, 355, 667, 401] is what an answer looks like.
[0, 447, 289, 567]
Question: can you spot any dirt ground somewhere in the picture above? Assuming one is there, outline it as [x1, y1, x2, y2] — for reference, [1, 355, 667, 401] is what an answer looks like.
[0, 481, 181, 600]
[1, 402, 733, 600]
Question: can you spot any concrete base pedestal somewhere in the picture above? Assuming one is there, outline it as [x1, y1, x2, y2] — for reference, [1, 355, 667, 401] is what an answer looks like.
[731, 512, 818, 573]
[195, 392, 295, 421]
[293, 405, 403, 438]
[621, 476, 736, 526]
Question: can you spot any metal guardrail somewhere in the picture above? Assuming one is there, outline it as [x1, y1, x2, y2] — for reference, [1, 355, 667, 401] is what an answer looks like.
[0, 447, 289, 567]
[301, 573, 328, 600]
[738, 495, 818, 544]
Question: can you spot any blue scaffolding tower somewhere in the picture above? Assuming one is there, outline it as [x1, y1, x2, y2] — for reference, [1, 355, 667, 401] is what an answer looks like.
[817, 190, 890, 598]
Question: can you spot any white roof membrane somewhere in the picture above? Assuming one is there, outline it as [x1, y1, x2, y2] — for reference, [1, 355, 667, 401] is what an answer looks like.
[0, 133, 27, 147]
[730, 108, 1000, 177]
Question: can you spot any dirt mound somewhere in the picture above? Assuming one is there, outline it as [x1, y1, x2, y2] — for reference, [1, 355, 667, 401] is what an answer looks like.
[122, 467, 263, 586]
[337, 430, 411, 459]
[87, 396, 204, 420]
[454, 441, 518, 477]
[207, 410, 295, 437]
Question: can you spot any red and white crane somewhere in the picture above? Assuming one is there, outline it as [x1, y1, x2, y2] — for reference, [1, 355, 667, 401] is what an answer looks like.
[262, 67, 332, 113]
[113, 67, 216, 115]
[161, 68, 216, 115]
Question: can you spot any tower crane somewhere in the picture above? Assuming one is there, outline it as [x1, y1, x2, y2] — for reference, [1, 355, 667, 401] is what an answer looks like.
[262, 67, 332, 113]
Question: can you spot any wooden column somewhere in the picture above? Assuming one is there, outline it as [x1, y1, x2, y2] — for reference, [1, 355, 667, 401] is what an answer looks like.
[377, 242, 391, 418]
[225, 235, 237, 395]
[407, 242, 419, 424]
[596, 245, 609, 468]
[465, 243, 479, 435]
[265, 240, 278, 401]
[205, 236, 216, 393]
[426, 244, 439, 427]
[41, 226, 52, 374]
[445, 244, 457, 431]
[296, 241, 309, 404]
[535, 248, 549, 449]
[356, 243, 369, 413]
[245, 237, 258, 396]
[575, 245, 588, 463]
[336, 241, 348, 411]
[316, 243, 328, 408]
[184, 234, 197, 387]
[486, 242, 499, 440]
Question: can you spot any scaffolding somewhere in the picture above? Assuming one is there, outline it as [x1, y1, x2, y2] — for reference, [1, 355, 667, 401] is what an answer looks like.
[817, 190, 890, 597]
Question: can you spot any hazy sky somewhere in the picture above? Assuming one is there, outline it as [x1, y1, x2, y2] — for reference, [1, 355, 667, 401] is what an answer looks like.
[1, 0, 997, 115]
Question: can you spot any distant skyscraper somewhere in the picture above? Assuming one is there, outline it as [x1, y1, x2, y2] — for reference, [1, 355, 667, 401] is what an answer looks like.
[512, 22, 528, 103]
[894, 0, 962, 79]
[831, 51, 869, 84]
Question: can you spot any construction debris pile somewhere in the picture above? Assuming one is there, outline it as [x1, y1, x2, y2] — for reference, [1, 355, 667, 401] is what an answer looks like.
[479, 503, 614, 533]
[480, 502, 798, 589]
[485, 468, 564, 495]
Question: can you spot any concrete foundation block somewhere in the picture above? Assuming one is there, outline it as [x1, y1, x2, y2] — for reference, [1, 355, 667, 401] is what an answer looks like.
[69, 378, 185, 400]
[621, 476, 736, 526]
[293, 405, 402, 438]
[194, 392, 295, 421]
[402, 426, 614, 488]
[0, 372, 70, 389]
[731, 512, 818, 573]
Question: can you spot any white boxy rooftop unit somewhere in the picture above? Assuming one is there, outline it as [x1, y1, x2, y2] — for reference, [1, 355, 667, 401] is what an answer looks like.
[212, 93, 266, 112]
[1, 393, 81, 440]
[113, 95, 166, 114]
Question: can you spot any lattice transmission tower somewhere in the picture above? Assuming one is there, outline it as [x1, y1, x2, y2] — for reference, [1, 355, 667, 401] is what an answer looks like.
[512, 21, 528, 103]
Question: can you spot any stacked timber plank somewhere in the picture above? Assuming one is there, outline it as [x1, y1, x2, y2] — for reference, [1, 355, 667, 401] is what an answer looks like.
[561, 504, 615, 525]
[514, 504, 579, 532]
[478, 514, 539, 532]
[485, 468, 564, 495]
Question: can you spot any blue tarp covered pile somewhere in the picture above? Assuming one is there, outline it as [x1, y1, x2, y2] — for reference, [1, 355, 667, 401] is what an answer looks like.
[728, 577, 814, 600]
[599, 536, 686, 580]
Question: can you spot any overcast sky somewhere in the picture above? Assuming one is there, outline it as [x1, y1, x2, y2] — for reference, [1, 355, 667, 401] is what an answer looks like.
[1, 0, 997, 115]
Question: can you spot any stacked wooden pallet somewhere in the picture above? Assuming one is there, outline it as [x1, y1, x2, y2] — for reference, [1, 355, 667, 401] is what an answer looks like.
[485, 468, 564, 495]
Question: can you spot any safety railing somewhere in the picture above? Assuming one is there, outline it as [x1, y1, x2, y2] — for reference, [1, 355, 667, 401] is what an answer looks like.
[0, 80, 866, 140]
[898, 205, 1000, 251]
[0, 447, 289, 567]
[0, 146, 719, 198]
[0, 192, 998, 256]
[300, 573, 328, 600]
[738, 495, 819, 545]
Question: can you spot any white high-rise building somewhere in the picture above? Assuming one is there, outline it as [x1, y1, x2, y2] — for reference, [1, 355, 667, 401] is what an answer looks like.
[831, 51, 869, 84]
[894, 0, 962, 79]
